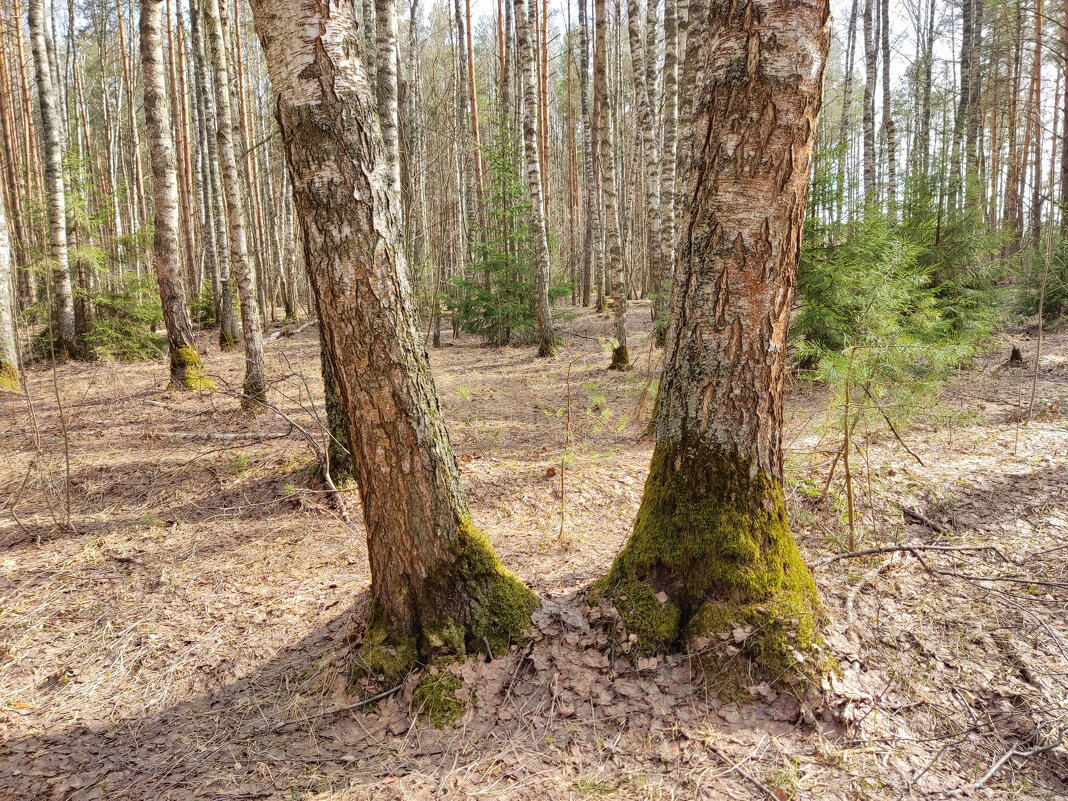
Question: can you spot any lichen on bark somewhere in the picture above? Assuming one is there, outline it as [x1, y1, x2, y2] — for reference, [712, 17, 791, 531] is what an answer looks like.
[0, 362, 18, 392]
[590, 439, 831, 689]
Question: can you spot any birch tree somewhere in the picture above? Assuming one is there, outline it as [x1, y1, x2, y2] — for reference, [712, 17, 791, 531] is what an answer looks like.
[247, 0, 538, 680]
[0, 187, 18, 391]
[592, 0, 833, 685]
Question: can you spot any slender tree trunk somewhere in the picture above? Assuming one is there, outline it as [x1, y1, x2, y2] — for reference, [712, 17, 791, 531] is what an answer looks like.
[879, 0, 896, 220]
[836, 0, 859, 222]
[579, 0, 598, 308]
[627, 0, 664, 341]
[376, 0, 403, 201]
[0, 185, 18, 391]
[205, 0, 265, 406]
[595, 0, 627, 369]
[116, 0, 147, 230]
[248, 0, 538, 677]
[515, 0, 557, 356]
[861, 0, 877, 206]
[28, 0, 78, 357]
[913, 0, 936, 190]
[1028, 0, 1043, 244]
[141, 0, 213, 390]
[593, 0, 831, 684]
[1061, 0, 1068, 232]
[659, 0, 679, 339]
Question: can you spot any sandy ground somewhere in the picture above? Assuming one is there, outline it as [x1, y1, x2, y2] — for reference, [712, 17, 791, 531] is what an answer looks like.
[0, 303, 1066, 800]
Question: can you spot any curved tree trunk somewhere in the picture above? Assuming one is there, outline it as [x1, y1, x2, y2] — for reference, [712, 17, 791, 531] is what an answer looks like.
[593, 0, 832, 688]
[594, 0, 627, 370]
[140, 0, 213, 391]
[0, 186, 18, 391]
[28, 0, 78, 357]
[514, 0, 556, 356]
[205, 0, 265, 405]
[247, 0, 538, 679]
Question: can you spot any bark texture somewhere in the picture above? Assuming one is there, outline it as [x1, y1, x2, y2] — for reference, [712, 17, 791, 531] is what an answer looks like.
[248, 0, 538, 681]
[28, 0, 78, 357]
[141, 0, 213, 391]
[592, 0, 832, 689]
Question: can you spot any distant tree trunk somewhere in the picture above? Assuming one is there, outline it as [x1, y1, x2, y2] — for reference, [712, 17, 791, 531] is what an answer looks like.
[141, 0, 213, 390]
[248, 0, 537, 677]
[579, 0, 598, 308]
[1027, 0, 1043, 244]
[1002, 3, 1022, 248]
[593, 0, 832, 684]
[627, 0, 664, 341]
[949, 0, 974, 212]
[861, 0, 877, 206]
[912, 0, 936, 190]
[879, 0, 896, 220]
[836, 0, 859, 221]
[376, 0, 403, 204]
[659, 0, 679, 337]
[0, 187, 18, 391]
[205, 0, 266, 406]
[28, 0, 78, 357]
[1061, 0, 1068, 232]
[515, 0, 557, 356]
[190, 0, 239, 346]
[595, 0, 627, 369]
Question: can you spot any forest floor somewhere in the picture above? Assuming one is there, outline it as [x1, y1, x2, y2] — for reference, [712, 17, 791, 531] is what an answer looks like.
[1, 302, 1067, 800]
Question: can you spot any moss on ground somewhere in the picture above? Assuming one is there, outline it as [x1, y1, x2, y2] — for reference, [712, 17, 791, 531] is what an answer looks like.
[0, 362, 19, 392]
[591, 439, 833, 690]
[411, 671, 465, 727]
[170, 347, 216, 391]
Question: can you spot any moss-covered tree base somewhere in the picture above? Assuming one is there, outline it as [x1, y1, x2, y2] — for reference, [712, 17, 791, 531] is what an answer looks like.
[169, 347, 216, 391]
[537, 339, 558, 358]
[352, 519, 540, 721]
[0, 362, 19, 392]
[608, 344, 630, 371]
[589, 440, 833, 692]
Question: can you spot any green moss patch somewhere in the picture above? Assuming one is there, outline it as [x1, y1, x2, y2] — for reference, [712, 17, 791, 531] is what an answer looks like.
[609, 344, 630, 371]
[170, 347, 216, 391]
[411, 670, 465, 727]
[0, 362, 19, 392]
[592, 439, 833, 690]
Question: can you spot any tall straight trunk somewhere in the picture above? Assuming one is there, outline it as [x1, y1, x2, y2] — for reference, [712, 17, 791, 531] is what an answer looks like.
[627, 0, 663, 337]
[189, 0, 221, 318]
[964, 0, 984, 195]
[1002, 5, 1022, 246]
[247, 0, 538, 676]
[0, 15, 32, 310]
[595, 0, 627, 369]
[205, 0, 265, 405]
[659, 0, 679, 325]
[861, 0, 877, 206]
[913, 0, 936, 188]
[376, 0, 403, 203]
[515, 0, 557, 356]
[404, 0, 429, 275]
[1061, 0, 1068, 232]
[0, 185, 18, 391]
[140, 0, 212, 390]
[835, 0, 859, 222]
[166, 0, 197, 295]
[465, 0, 485, 190]
[593, 0, 832, 684]
[27, 0, 77, 357]
[879, 0, 896, 220]
[1028, 0, 1042, 244]
[579, 0, 598, 307]
[116, 0, 147, 229]
[949, 0, 974, 211]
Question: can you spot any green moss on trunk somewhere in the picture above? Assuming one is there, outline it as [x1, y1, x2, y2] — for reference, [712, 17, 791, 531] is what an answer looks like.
[353, 518, 539, 718]
[169, 347, 216, 390]
[608, 344, 630, 371]
[0, 362, 19, 392]
[590, 440, 832, 689]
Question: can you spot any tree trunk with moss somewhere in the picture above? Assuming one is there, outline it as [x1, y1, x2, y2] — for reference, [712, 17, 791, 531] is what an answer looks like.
[592, 0, 832, 689]
[0, 187, 18, 392]
[248, 0, 539, 684]
[141, 0, 213, 391]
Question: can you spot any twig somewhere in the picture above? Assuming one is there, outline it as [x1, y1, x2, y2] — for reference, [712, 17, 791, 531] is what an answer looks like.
[846, 557, 895, 640]
[861, 383, 924, 465]
[266, 317, 318, 341]
[971, 729, 1065, 789]
[259, 683, 405, 733]
[902, 506, 946, 533]
[704, 741, 780, 800]
[814, 543, 1013, 568]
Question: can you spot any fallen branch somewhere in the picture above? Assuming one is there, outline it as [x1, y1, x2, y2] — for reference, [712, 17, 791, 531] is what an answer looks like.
[814, 543, 1012, 568]
[258, 683, 404, 733]
[903, 506, 946, 533]
[144, 429, 292, 442]
[266, 318, 318, 341]
[971, 729, 1065, 789]
[704, 741, 780, 800]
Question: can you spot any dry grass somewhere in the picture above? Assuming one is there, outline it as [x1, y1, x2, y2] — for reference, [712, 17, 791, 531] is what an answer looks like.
[0, 303, 1066, 800]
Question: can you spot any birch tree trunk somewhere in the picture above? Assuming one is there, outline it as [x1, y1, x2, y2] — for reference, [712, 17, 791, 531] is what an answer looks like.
[205, 0, 265, 406]
[835, 0, 858, 222]
[879, 0, 896, 219]
[626, 0, 664, 338]
[28, 0, 78, 357]
[514, 0, 557, 356]
[861, 0, 877, 205]
[248, 0, 538, 678]
[0, 186, 18, 391]
[595, 0, 627, 369]
[579, 0, 599, 308]
[658, 0, 679, 344]
[141, 0, 213, 390]
[592, 0, 832, 686]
